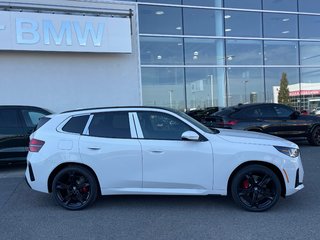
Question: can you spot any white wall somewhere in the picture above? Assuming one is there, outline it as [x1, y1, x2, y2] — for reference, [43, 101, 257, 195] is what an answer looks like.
[0, 0, 141, 113]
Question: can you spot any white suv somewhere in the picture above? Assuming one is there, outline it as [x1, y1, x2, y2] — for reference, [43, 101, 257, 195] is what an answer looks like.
[25, 107, 304, 211]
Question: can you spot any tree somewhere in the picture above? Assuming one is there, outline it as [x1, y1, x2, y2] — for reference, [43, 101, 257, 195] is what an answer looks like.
[278, 72, 290, 105]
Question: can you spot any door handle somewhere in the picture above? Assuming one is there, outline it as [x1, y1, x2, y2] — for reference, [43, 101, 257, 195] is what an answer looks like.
[88, 147, 101, 150]
[150, 150, 164, 154]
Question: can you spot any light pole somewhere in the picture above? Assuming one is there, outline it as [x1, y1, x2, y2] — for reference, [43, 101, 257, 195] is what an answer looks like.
[244, 80, 248, 103]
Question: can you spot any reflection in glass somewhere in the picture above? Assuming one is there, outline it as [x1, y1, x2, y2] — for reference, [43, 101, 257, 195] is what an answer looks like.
[263, 0, 297, 12]
[300, 42, 320, 65]
[263, 13, 297, 38]
[224, 0, 261, 9]
[184, 39, 224, 65]
[264, 41, 298, 65]
[264, 68, 299, 109]
[299, 15, 320, 39]
[227, 68, 264, 105]
[299, 0, 320, 14]
[224, 11, 262, 37]
[139, 6, 182, 35]
[226, 40, 263, 65]
[300, 68, 320, 112]
[183, 0, 222, 7]
[141, 68, 185, 110]
[140, 37, 183, 65]
[185, 68, 226, 110]
[184, 9, 223, 36]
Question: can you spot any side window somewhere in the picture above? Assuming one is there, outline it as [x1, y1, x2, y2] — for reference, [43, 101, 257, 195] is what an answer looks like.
[0, 109, 21, 128]
[62, 115, 89, 134]
[273, 105, 294, 118]
[259, 106, 278, 118]
[232, 108, 262, 119]
[137, 111, 192, 140]
[21, 110, 47, 127]
[88, 112, 131, 139]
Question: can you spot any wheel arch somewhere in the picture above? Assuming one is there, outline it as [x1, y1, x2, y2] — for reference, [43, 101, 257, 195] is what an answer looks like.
[227, 161, 286, 197]
[47, 162, 101, 195]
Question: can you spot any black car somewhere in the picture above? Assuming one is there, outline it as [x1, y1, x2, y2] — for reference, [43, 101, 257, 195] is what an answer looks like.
[202, 103, 320, 146]
[186, 107, 223, 122]
[0, 106, 51, 164]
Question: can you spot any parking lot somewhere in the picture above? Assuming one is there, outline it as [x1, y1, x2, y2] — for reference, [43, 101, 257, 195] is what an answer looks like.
[0, 141, 319, 240]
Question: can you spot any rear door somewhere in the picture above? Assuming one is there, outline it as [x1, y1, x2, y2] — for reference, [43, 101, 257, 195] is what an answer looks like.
[0, 107, 26, 161]
[79, 111, 142, 192]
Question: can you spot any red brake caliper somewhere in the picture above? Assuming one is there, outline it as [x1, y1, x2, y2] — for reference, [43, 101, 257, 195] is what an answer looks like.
[242, 179, 250, 189]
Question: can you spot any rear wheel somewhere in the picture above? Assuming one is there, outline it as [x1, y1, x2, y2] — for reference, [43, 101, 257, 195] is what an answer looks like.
[52, 166, 98, 210]
[307, 126, 320, 146]
[231, 165, 281, 212]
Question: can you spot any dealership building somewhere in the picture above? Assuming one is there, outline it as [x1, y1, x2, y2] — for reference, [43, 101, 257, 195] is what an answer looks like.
[1, 0, 320, 113]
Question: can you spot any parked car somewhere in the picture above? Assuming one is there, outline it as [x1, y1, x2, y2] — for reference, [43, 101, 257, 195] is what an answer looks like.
[0, 105, 51, 164]
[202, 103, 320, 146]
[26, 106, 304, 212]
[186, 107, 222, 122]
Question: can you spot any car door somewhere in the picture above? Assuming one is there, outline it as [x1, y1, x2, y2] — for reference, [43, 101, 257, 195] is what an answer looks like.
[134, 111, 213, 193]
[79, 111, 142, 192]
[0, 107, 26, 161]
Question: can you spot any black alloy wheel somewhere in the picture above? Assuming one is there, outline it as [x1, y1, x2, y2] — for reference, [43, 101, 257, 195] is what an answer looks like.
[231, 165, 281, 212]
[307, 126, 320, 146]
[52, 166, 98, 210]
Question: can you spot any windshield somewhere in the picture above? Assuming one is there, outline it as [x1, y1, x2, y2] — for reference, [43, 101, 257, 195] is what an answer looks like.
[174, 110, 216, 134]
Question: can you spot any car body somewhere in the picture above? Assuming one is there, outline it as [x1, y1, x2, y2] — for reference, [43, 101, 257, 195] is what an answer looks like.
[26, 106, 304, 211]
[202, 103, 320, 146]
[0, 105, 51, 164]
[186, 107, 222, 122]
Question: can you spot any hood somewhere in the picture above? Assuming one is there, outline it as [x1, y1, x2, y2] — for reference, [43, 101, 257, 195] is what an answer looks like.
[214, 128, 298, 148]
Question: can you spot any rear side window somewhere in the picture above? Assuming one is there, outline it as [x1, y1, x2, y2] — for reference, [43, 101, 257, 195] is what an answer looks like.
[21, 110, 48, 127]
[36, 117, 51, 130]
[0, 109, 21, 128]
[88, 112, 130, 139]
[62, 115, 89, 134]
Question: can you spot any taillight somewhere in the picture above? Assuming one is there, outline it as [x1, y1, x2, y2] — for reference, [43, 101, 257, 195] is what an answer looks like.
[29, 139, 45, 152]
[224, 120, 238, 126]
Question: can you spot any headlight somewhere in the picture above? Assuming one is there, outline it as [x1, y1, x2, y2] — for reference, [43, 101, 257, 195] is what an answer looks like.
[274, 146, 300, 158]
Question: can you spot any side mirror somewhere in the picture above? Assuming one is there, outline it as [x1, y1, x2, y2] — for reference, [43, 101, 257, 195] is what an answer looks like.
[181, 131, 200, 141]
[290, 111, 300, 119]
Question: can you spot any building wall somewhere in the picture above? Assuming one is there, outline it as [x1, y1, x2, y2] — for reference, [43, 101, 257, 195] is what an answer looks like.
[0, 0, 141, 113]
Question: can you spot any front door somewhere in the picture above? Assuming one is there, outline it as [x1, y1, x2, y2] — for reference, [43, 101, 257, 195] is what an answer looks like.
[134, 111, 213, 193]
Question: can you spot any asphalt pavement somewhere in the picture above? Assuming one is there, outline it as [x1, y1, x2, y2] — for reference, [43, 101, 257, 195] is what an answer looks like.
[0, 141, 319, 240]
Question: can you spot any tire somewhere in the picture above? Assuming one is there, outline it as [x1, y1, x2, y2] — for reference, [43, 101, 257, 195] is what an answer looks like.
[52, 165, 98, 210]
[307, 126, 320, 146]
[231, 165, 281, 212]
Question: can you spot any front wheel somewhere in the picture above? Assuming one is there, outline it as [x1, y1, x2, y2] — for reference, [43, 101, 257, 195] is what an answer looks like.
[231, 165, 281, 212]
[307, 126, 320, 146]
[52, 165, 98, 210]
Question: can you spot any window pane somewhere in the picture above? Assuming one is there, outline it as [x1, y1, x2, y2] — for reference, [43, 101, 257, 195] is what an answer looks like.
[62, 115, 89, 134]
[224, 11, 262, 37]
[299, 0, 320, 14]
[184, 39, 224, 65]
[186, 68, 226, 110]
[140, 37, 183, 65]
[263, 0, 297, 11]
[89, 112, 131, 138]
[300, 42, 320, 65]
[139, 0, 181, 4]
[263, 13, 297, 38]
[273, 105, 294, 117]
[265, 68, 299, 109]
[142, 67, 185, 110]
[0, 109, 20, 128]
[183, 0, 222, 7]
[227, 68, 264, 105]
[226, 40, 263, 65]
[224, 0, 261, 9]
[21, 110, 47, 127]
[299, 15, 320, 39]
[264, 41, 298, 65]
[137, 111, 192, 140]
[139, 6, 182, 35]
[184, 9, 223, 36]
[300, 68, 320, 112]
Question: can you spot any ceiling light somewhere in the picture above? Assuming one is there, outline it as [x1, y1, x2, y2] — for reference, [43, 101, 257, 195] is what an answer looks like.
[157, 55, 162, 60]
[176, 26, 182, 30]
[155, 11, 164, 15]
[193, 51, 199, 56]
[224, 15, 231, 19]
[282, 18, 290, 22]
[282, 30, 290, 34]
[225, 28, 232, 32]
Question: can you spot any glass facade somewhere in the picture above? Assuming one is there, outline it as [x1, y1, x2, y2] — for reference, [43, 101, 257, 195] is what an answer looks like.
[119, 0, 320, 112]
